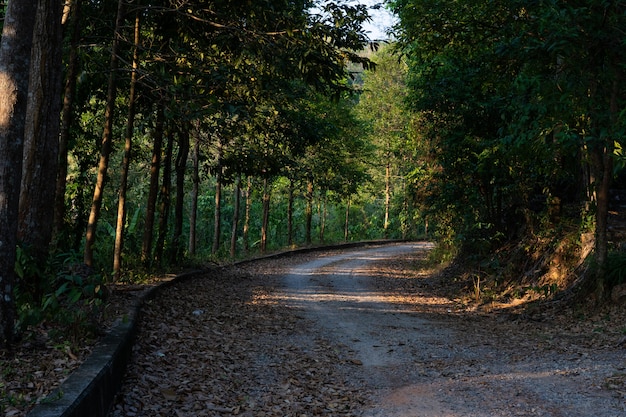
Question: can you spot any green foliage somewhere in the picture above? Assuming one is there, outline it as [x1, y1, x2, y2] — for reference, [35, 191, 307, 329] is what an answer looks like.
[605, 251, 626, 288]
[14, 249, 106, 345]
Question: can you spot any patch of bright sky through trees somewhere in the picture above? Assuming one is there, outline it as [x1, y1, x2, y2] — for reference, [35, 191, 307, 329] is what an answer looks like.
[313, 1, 397, 42]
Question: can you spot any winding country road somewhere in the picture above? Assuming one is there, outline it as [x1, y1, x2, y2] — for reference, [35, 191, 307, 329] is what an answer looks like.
[278, 242, 625, 416]
[110, 242, 626, 416]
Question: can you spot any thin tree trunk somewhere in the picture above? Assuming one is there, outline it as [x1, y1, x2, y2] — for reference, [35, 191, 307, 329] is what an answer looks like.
[287, 178, 294, 247]
[54, 0, 82, 240]
[344, 197, 351, 242]
[113, 9, 141, 281]
[141, 102, 164, 265]
[384, 160, 391, 237]
[18, 0, 64, 300]
[155, 129, 174, 266]
[212, 167, 223, 255]
[84, 0, 125, 267]
[243, 177, 252, 254]
[230, 176, 242, 258]
[305, 178, 313, 245]
[319, 192, 327, 243]
[188, 128, 200, 256]
[260, 178, 271, 253]
[171, 125, 189, 263]
[0, 0, 38, 347]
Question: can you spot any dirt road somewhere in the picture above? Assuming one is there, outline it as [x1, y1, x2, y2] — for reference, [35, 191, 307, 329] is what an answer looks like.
[280, 242, 625, 416]
[110, 242, 626, 416]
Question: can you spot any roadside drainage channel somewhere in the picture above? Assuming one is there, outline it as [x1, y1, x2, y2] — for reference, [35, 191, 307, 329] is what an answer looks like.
[26, 240, 402, 417]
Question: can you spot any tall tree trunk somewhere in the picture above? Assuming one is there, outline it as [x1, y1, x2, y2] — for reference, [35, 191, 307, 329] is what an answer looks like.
[319, 192, 327, 243]
[113, 8, 140, 281]
[230, 176, 241, 258]
[590, 79, 619, 299]
[17, 0, 64, 300]
[188, 127, 200, 256]
[384, 160, 391, 238]
[260, 178, 271, 253]
[243, 177, 252, 254]
[54, 0, 82, 240]
[155, 129, 174, 267]
[141, 102, 164, 265]
[287, 178, 294, 247]
[344, 197, 351, 242]
[212, 169, 223, 255]
[0, 0, 38, 347]
[84, 0, 125, 267]
[305, 178, 313, 245]
[171, 125, 189, 263]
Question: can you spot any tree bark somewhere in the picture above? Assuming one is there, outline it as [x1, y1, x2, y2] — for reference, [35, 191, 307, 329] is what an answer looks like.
[188, 127, 200, 256]
[344, 197, 351, 241]
[230, 176, 241, 258]
[319, 192, 327, 243]
[84, 0, 125, 267]
[17, 0, 64, 300]
[212, 167, 223, 255]
[0, 0, 38, 347]
[155, 129, 174, 267]
[384, 160, 391, 237]
[171, 124, 189, 263]
[243, 177, 251, 254]
[287, 178, 294, 247]
[305, 178, 313, 245]
[141, 102, 164, 265]
[54, 0, 82, 241]
[113, 8, 140, 281]
[260, 178, 271, 253]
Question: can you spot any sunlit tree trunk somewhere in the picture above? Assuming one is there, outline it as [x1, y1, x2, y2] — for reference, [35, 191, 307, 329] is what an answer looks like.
[0, 0, 38, 347]
[84, 0, 125, 267]
[384, 160, 391, 238]
[18, 0, 64, 299]
[54, 0, 82, 240]
[171, 125, 189, 263]
[113, 9, 141, 281]
[142, 102, 164, 265]
[188, 128, 200, 256]
[230, 176, 241, 258]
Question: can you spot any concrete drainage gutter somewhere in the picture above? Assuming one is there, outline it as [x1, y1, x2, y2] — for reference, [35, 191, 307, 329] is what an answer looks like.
[26, 240, 401, 417]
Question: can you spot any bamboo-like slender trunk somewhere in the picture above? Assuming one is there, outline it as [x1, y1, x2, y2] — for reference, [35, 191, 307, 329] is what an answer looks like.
[189, 129, 200, 256]
[141, 103, 164, 265]
[113, 9, 141, 281]
[54, 0, 82, 241]
[84, 0, 125, 267]
[230, 176, 241, 258]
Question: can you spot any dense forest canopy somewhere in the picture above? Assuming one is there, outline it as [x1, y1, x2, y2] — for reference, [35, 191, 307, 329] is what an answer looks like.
[1, 0, 625, 349]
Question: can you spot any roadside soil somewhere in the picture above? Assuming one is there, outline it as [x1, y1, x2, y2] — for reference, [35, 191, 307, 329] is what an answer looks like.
[107, 242, 626, 417]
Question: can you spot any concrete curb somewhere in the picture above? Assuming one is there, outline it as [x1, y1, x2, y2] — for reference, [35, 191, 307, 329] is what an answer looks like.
[26, 240, 404, 417]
